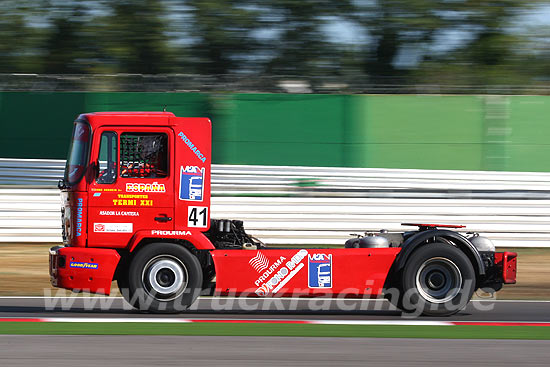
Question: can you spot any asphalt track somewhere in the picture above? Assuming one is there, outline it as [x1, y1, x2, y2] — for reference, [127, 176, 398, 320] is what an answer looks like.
[0, 297, 548, 321]
[1, 298, 549, 367]
[1, 335, 549, 367]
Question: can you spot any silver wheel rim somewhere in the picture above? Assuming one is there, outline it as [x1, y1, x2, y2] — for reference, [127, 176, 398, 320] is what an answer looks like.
[415, 257, 462, 304]
[142, 255, 188, 301]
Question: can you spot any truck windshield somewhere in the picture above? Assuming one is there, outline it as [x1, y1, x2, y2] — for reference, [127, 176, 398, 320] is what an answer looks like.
[64, 121, 91, 186]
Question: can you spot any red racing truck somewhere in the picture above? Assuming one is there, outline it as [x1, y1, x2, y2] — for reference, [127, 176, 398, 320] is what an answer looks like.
[49, 112, 517, 316]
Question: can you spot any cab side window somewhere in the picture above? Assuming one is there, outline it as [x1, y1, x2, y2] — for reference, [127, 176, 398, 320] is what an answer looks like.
[96, 131, 117, 184]
[120, 133, 168, 178]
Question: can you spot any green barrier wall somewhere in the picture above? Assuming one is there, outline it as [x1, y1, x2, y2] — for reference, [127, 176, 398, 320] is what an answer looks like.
[0, 92, 87, 159]
[211, 94, 350, 166]
[0, 92, 548, 172]
[0, 92, 210, 159]
[348, 95, 485, 170]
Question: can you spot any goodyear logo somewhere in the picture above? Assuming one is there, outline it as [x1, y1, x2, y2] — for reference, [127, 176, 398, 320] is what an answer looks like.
[69, 261, 99, 269]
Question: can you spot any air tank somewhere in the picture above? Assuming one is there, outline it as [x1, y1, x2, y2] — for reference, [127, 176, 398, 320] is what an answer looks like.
[358, 233, 390, 248]
[468, 233, 495, 252]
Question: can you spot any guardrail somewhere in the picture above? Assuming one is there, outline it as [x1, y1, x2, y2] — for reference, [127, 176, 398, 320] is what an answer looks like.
[1, 158, 549, 247]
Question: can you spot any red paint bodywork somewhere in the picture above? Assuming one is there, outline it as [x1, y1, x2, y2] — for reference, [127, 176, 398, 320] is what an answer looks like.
[61, 112, 212, 251]
[51, 112, 213, 294]
[401, 223, 466, 229]
[212, 248, 401, 297]
[494, 251, 518, 284]
[49, 246, 120, 295]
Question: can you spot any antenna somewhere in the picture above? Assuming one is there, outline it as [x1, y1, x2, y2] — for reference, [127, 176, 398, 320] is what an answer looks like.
[162, 105, 167, 112]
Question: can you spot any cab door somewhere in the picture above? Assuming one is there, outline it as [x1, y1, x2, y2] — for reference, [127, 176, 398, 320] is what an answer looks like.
[88, 127, 175, 248]
[172, 117, 211, 231]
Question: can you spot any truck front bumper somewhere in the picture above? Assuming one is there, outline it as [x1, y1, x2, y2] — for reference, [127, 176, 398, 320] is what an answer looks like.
[49, 246, 121, 295]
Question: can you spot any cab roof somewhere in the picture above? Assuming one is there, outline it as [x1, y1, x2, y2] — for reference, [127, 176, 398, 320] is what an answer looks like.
[78, 111, 178, 129]
[85, 112, 175, 117]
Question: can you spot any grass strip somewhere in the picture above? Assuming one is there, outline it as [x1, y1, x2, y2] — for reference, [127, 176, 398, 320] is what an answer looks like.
[1, 322, 550, 339]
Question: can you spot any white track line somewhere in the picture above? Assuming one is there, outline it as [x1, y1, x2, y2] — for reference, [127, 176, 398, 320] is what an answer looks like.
[42, 318, 192, 323]
[1, 296, 549, 303]
[3, 317, 550, 326]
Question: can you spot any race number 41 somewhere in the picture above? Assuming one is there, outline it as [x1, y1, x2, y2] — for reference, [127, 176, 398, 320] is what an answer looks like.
[188, 206, 208, 228]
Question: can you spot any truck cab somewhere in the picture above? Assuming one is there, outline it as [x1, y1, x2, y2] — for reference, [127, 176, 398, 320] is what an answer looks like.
[51, 112, 213, 296]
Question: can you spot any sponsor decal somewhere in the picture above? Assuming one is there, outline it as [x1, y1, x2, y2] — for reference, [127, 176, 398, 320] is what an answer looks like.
[255, 249, 308, 296]
[117, 194, 148, 199]
[151, 230, 192, 236]
[187, 206, 208, 228]
[308, 254, 332, 288]
[112, 199, 153, 206]
[178, 132, 206, 162]
[93, 192, 101, 197]
[179, 166, 204, 201]
[69, 261, 98, 269]
[254, 256, 285, 286]
[126, 182, 166, 193]
[76, 198, 83, 237]
[249, 252, 270, 273]
[93, 223, 133, 233]
[99, 210, 139, 217]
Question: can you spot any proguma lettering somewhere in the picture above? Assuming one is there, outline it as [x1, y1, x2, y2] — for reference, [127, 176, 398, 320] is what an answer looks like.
[76, 198, 83, 237]
[178, 132, 206, 162]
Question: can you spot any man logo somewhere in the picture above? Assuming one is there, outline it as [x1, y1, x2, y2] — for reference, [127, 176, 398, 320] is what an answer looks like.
[180, 166, 204, 201]
[308, 253, 332, 288]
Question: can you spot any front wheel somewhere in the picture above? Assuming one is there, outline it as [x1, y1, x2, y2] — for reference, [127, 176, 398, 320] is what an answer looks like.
[128, 243, 203, 313]
[399, 243, 476, 316]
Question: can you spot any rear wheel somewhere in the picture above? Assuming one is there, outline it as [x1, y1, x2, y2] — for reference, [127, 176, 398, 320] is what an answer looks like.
[399, 243, 475, 316]
[127, 243, 202, 313]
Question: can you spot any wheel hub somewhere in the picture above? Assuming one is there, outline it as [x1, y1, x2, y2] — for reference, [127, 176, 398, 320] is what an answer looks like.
[427, 271, 445, 290]
[156, 268, 176, 287]
[415, 257, 462, 304]
[142, 256, 189, 301]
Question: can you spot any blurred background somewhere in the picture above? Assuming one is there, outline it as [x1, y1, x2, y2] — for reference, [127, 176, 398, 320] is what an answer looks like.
[1, 0, 550, 170]
[1, 0, 550, 296]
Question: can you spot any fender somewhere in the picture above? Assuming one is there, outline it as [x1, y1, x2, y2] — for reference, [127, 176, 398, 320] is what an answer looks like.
[127, 229, 215, 252]
[395, 229, 485, 275]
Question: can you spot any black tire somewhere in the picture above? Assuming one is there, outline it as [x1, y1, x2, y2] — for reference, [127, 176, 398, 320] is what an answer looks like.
[128, 243, 203, 313]
[117, 268, 139, 309]
[399, 243, 476, 316]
